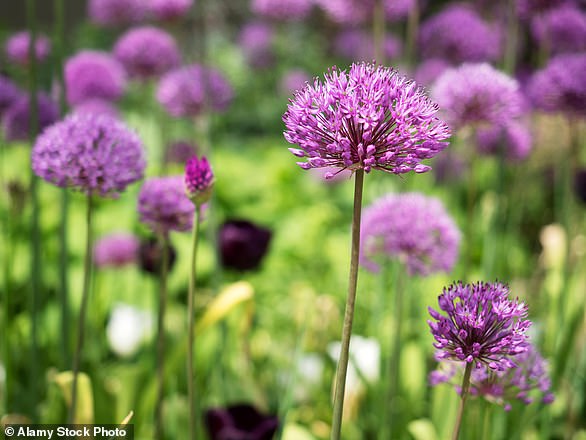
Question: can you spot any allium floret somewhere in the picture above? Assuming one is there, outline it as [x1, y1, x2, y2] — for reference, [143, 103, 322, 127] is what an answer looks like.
[94, 233, 140, 268]
[184, 155, 214, 205]
[5, 31, 51, 66]
[283, 62, 450, 178]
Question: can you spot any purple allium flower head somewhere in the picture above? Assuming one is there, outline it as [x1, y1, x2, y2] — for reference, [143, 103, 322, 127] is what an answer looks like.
[32, 113, 145, 196]
[2, 93, 58, 142]
[279, 69, 311, 96]
[476, 121, 532, 161]
[428, 281, 531, 371]
[138, 176, 194, 235]
[251, 0, 313, 21]
[219, 219, 272, 271]
[184, 155, 214, 205]
[283, 62, 450, 177]
[0, 76, 22, 118]
[150, 0, 194, 21]
[113, 27, 181, 80]
[94, 233, 140, 268]
[531, 5, 586, 54]
[88, 0, 148, 26]
[527, 53, 586, 117]
[333, 29, 402, 62]
[72, 99, 119, 118]
[315, 0, 375, 24]
[5, 31, 51, 66]
[384, 0, 416, 22]
[204, 404, 279, 440]
[360, 193, 461, 276]
[413, 58, 450, 87]
[157, 64, 233, 117]
[238, 22, 275, 69]
[432, 63, 524, 130]
[138, 236, 177, 275]
[418, 4, 501, 63]
[165, 140, 198, 165]
[65, 51, 127, 106]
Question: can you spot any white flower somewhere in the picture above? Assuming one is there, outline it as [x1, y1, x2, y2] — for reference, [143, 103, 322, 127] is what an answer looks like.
[106, 304, 153, 358]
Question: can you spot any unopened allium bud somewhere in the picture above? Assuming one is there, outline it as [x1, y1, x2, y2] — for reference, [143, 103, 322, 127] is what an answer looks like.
[184, 155, 214, 206]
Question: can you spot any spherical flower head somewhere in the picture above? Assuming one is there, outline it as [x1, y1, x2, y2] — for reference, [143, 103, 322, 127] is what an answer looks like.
[32, 113, 145, 196]
[219, 219, 272, 271]
[531, 5, 586, 54]
[156, 64, 233, 117]
[94, 233, 140, 268]
[138, 176, 194, 235]
[5, 31, 51, 66]
[150, 0, 194, 21]
[283, 62, 450, 177]
[432, 63, 524, 130]
[333, 29, 402, 62]
[238, 21, 275, 69]
[279, 69, 311, 96]
[428, 281, 531, 371]
[314, 0, 375, 25]
[184, 155, 214, 205]
[0, 76, 22, 118]
[360, 192, 461, 276]
[2, 93, 58, 142]
[515, 0, 570, 20]
[88, 0, 148, 26]
[418, 4, 502, 63]
[526, 53, 586, 117]
[65, 51, 127, 106]
[384, 0, 416, 22]
[476, 121, 532, 161]
[251, 0, 313, 21]
[204, 404, 279, 440]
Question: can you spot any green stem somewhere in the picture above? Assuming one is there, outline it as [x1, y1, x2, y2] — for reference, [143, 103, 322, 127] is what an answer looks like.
[452, 362, 473, 440]
[68, 195, 94, 423]
[482, 402, 492, 440]
[405, 0, 420, 67]
[330, 169, 365, 440]
[372, 0, 386, 64]
[155, 233, 170, 440]
[387, 266, 405, 437]
[503, 0, 518, 75]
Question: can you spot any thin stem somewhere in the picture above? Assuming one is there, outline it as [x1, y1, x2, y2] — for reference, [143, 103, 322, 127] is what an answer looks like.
[405, 0, 420, 67]
[187, 206, 201, 440]
[68, 195, 94, 423]
[387, 267, 405, 436]
[452, 362, 473, 440]
[372, 0, 386, 64]
[330, 169, 365, 440]
[503, 0, 518, 74]
[155, 233, 170, 440]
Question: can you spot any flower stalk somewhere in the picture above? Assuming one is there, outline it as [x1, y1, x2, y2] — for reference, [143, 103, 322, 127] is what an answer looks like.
[452, 362, 473, 440]
[155, 232, 170, 440]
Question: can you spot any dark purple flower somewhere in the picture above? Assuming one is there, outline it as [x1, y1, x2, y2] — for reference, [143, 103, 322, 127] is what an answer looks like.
[94, 233, 140, 268]
[2, 93, 59, 142]
[279, 69, 311, 96]
[32, 113, 145, 196]
[315, 0, 375, 25]
[574, 168, 586, 204]
[333, 29, 402, 62]
[219, 220, 272, 271]
[475, 121, 532, 160]
[0, 76, 22, 118]
[138, 176, 194, 235]
[138, 236, 177, 275]
[65, 51, 127, 106]
[164, 140, 198, 165]
[156, 64, 233, 117]
[251, 0, 313, 21]
[205, 404, 279, 440]
[88, 0, 148, 26]
[114, 26, 181, 80]
[184, 155, 214, 205]
[238, 22, 275, 69]
[428, 281, 531, 371]
[5, 31, 51, 66]
[360, 192, 461, 276]
[418, 4, 501, 63]
[531, 5, 586, 54]
[150, 0, 194, 21]
[283, 62, 450, 178]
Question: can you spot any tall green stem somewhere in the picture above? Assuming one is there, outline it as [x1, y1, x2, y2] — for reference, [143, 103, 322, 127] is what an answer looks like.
[155, 233, 170, 440]
[452, 362, 473, 440]
[405, 0, 420, 67]
[372, 0, 386, 64]
[68, 195, 94, 423]
[387, 268, 405, 436]
[330, 169, 365, 440]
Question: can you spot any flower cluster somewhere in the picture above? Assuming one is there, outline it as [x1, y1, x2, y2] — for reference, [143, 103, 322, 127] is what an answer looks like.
[283, 62, 450, 177]
[32, 113, 145, 196]
[531, 5, 586, 55]
[93, 233, 140, 268]
[184, 155, 214, 205]
[475, 121, 532, 161]
[360, 193, 461, 276]
[428, 281, 531, 371]
[251, 0, 313, 21]
[238, 22, 275, 69]
[150, 0, 194, 21]
[5, 31, 51, 66]
[219, 219, 272, 271]
[88, 0, 148, 26]
[2, 93, 59, 142]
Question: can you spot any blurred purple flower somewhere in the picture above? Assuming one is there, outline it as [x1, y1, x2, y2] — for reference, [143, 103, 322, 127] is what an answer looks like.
[94, 233, 140, 268]
[164, 140, 198, 165]
[157, 64, 233, 117]
[138, 176, 194, 235]
[283, 62, 450, 177]
[65, 50, 127, 106]
[515, 0, 570, 20]
[138, 236, 177, 275]
[384, 0, 416, 22]
[279, 69, 311, 96]
[315, 0, 375, 25]
[251, 0, 313, 21]
[32, 113, 145, 197]
[413, 58, 450, 87]
[238, 22, 275, 69]
[88, 0, 148, 26]
[531, 5, 586, 54]
[428, 281, 531, 371]
[184, 155, 214, 205]
[205, 404, 278, 440]
[2, 93, 58, 142]
[333, 29, 402, 62]
[219, 219, 272, 271]
[150, 0, 194, 21]
[5, 31, 51, 66]
[114, 26, 181, 80]
[476, 121, 532, 161]
[0, 76, 22, 119]
[360, 192, 461, 276]
[418, 4, 501, 63]
[72, 99, 119, 118]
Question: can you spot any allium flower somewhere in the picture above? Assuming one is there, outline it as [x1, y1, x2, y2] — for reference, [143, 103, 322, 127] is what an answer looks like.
[184, 155, 214, 205]
[156, 64, 233, 117]
[251, 0, 313, 21]
[114, 26, 181, 80]
[238, 22, 275, 69]
[413, 58, 450, 87]
[360, 193, 461, 275]
[384, 0, 416, 22]
[5, 31, 51, 66]
[138, 176, 194, 234]
[432, 63, 524, 130]
[106, 304, 153, 357]
[526, 53, 586, 117]
[283, 62, 450, 177]
[2, 93, 59, 142]
[88, 0, 148, 26]
[65, 51, 127, 106]
[93, 233, 140, 268]
[138, 236, 178, 275]
[31, 113, 145, 196]
[418, 4, 501, 63]
[314, 0, 375, 25]
[333, 29, 402, 62]
[219, 219, 272, 271]
[428, 281, 531, 371]
[164, 140, 198, 165]
[515, 0, 570, 20]
[475, 121, 532, 160]
[204, 404, 279, 440]
[531, 5, 586, 54]
[150, 0, 194, 21]
[0, 76, 21, 118]
[279, 69, 311, 96]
